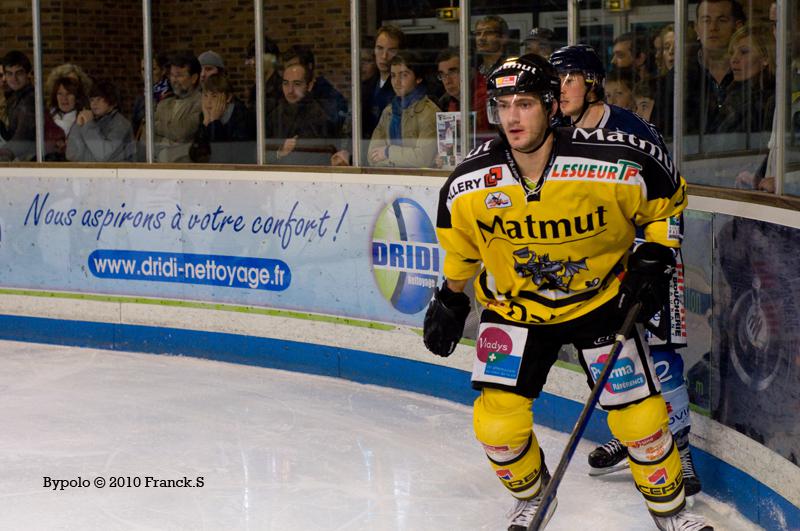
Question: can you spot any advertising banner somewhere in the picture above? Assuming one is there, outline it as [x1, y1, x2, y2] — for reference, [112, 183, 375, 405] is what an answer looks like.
[0, 175, 443, 327]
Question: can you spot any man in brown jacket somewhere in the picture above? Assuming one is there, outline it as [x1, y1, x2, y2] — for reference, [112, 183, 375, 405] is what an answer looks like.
[154, 51, 202, 162]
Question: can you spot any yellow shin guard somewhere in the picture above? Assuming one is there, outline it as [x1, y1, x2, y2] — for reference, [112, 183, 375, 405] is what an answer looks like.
[608, 395, 685, 516]
[473, 388, 545, 499]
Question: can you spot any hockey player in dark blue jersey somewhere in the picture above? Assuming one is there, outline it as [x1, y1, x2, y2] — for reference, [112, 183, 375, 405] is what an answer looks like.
[551, 44, 666, 147]
[550, 44, 702, 500]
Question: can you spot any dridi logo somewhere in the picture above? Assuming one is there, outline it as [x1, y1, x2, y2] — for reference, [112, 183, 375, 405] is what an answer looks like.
[371, 198, 440, 314]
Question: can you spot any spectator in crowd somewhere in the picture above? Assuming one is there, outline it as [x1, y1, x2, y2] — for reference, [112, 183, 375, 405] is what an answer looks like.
[189, 73, 254, 164]
[367, 51, 438, 168]
[132, 52, 173, 141]
[66, 80, 134, 162]
[0, 50, 35, 161]
[657, 24, 676, 75]
[265, 62, 337, 166]
[435, 47, 460, 112]
[473, 15, 509, 136]
[282, 45, 348, 134]
[685, 0, 746, 134]
[711, 23, 775, 136]
[154, 51, 202, 162]
[360, 41, 378, 82]
[434, 48, 461, 169]
[605, 68, 637, 112]
[745, 1, 786, 193]
[522, 27, 556, 59]
[652, 28, 666, 76]
[611, 32, 652, 80]
[0, 65, 9, 143]
[650, 23, 697, 138]
[198, 50, 225, 84]
[362, 25, 404, 141]
[44, 63, 92, 107]
[245, 36, 282, 116]
[632, 78, 657, 122]
[45, 76, 88, 161]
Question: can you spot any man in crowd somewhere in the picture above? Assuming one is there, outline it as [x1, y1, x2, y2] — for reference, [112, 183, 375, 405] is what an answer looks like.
[435, 47, 460, 112]
[473, 15, 509, 136]
[282, 44, 348, 135]
[198, 50, 225, 84]
[611, 32, 652, 81]
[362, 25, 404, 142]
[266, 62, 337, 166]
[686, 0, 746, 134]
[522, 27, 556, 59]
[132, 52, 173, 143]
[154, 51, 202, 162]
[246, 36, 282, 117]
[0, 50, 35, 161]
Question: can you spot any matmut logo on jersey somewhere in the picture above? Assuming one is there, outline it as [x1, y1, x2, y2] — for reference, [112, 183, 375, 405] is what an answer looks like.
[548, 156, 643, 184]
[371, 198, 440, 315]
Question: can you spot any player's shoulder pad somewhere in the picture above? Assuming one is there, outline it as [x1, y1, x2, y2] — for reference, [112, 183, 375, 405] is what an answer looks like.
[441, 138, 517, 207]
[566, 126, 676, 178]
[607, 104, 667, 150]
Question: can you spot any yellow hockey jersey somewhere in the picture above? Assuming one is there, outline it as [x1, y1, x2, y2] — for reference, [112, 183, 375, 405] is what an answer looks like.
[436, 127, 687, 325]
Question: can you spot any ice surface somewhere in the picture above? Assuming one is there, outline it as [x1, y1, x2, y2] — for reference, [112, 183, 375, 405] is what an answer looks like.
[0, 340, 762, 530]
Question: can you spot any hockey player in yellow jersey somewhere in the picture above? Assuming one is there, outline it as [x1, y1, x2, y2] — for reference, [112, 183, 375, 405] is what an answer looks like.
[422, 54, 712, 531]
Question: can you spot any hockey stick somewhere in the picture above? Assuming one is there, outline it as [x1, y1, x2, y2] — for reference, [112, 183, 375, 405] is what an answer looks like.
[527, 301, 642, 531]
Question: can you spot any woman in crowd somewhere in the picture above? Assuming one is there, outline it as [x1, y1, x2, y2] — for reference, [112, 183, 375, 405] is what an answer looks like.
[367, 50, 438, 168]
[44, 76, 88, 160]
[44, 63, 92, 106]
[711, 24, 775, 136]
[66, 80, 134, 162]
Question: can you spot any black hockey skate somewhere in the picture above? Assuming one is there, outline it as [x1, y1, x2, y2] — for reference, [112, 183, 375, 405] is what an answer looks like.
[675, 428, 702, 500]
[652, 508, 713, 530]
[587, 437, 629, 476]
[506, 467, 557, 531]
[680, 444, 702, 498]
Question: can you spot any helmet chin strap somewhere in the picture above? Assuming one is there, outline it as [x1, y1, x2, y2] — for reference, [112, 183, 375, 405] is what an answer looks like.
[570, 84, 602, 127]
[513, 127, 553, 154]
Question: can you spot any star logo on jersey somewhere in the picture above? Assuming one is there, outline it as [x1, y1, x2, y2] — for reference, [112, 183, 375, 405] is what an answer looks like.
[496, 469, 514, 480]
[648, 468, 668, 485]
[512, 247, 595, 293]
[485, 191, 511, 209]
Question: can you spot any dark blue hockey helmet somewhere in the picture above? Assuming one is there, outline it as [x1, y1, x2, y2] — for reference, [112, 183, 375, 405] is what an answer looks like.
[549, 44, 606, 99]
[486, 54, 561, 124]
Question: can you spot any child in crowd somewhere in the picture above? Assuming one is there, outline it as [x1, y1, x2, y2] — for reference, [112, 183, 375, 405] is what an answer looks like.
[66, 80, 134, 162]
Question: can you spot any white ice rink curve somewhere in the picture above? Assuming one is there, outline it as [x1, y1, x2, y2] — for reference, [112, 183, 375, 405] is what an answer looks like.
[0, 340, 762, 530]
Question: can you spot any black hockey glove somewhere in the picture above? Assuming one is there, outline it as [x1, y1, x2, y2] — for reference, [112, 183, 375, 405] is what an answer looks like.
[617, 242, 676, 323]
[423, 282, 471, 357]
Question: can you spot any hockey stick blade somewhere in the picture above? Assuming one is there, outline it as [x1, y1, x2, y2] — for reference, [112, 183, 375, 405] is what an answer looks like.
[527, 301, 642, 531]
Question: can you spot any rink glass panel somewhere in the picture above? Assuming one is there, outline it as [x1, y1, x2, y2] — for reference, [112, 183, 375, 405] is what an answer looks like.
[783, 1, 800, 195]
[679, 0, 780, 192]
[711, 213, 800, 465]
